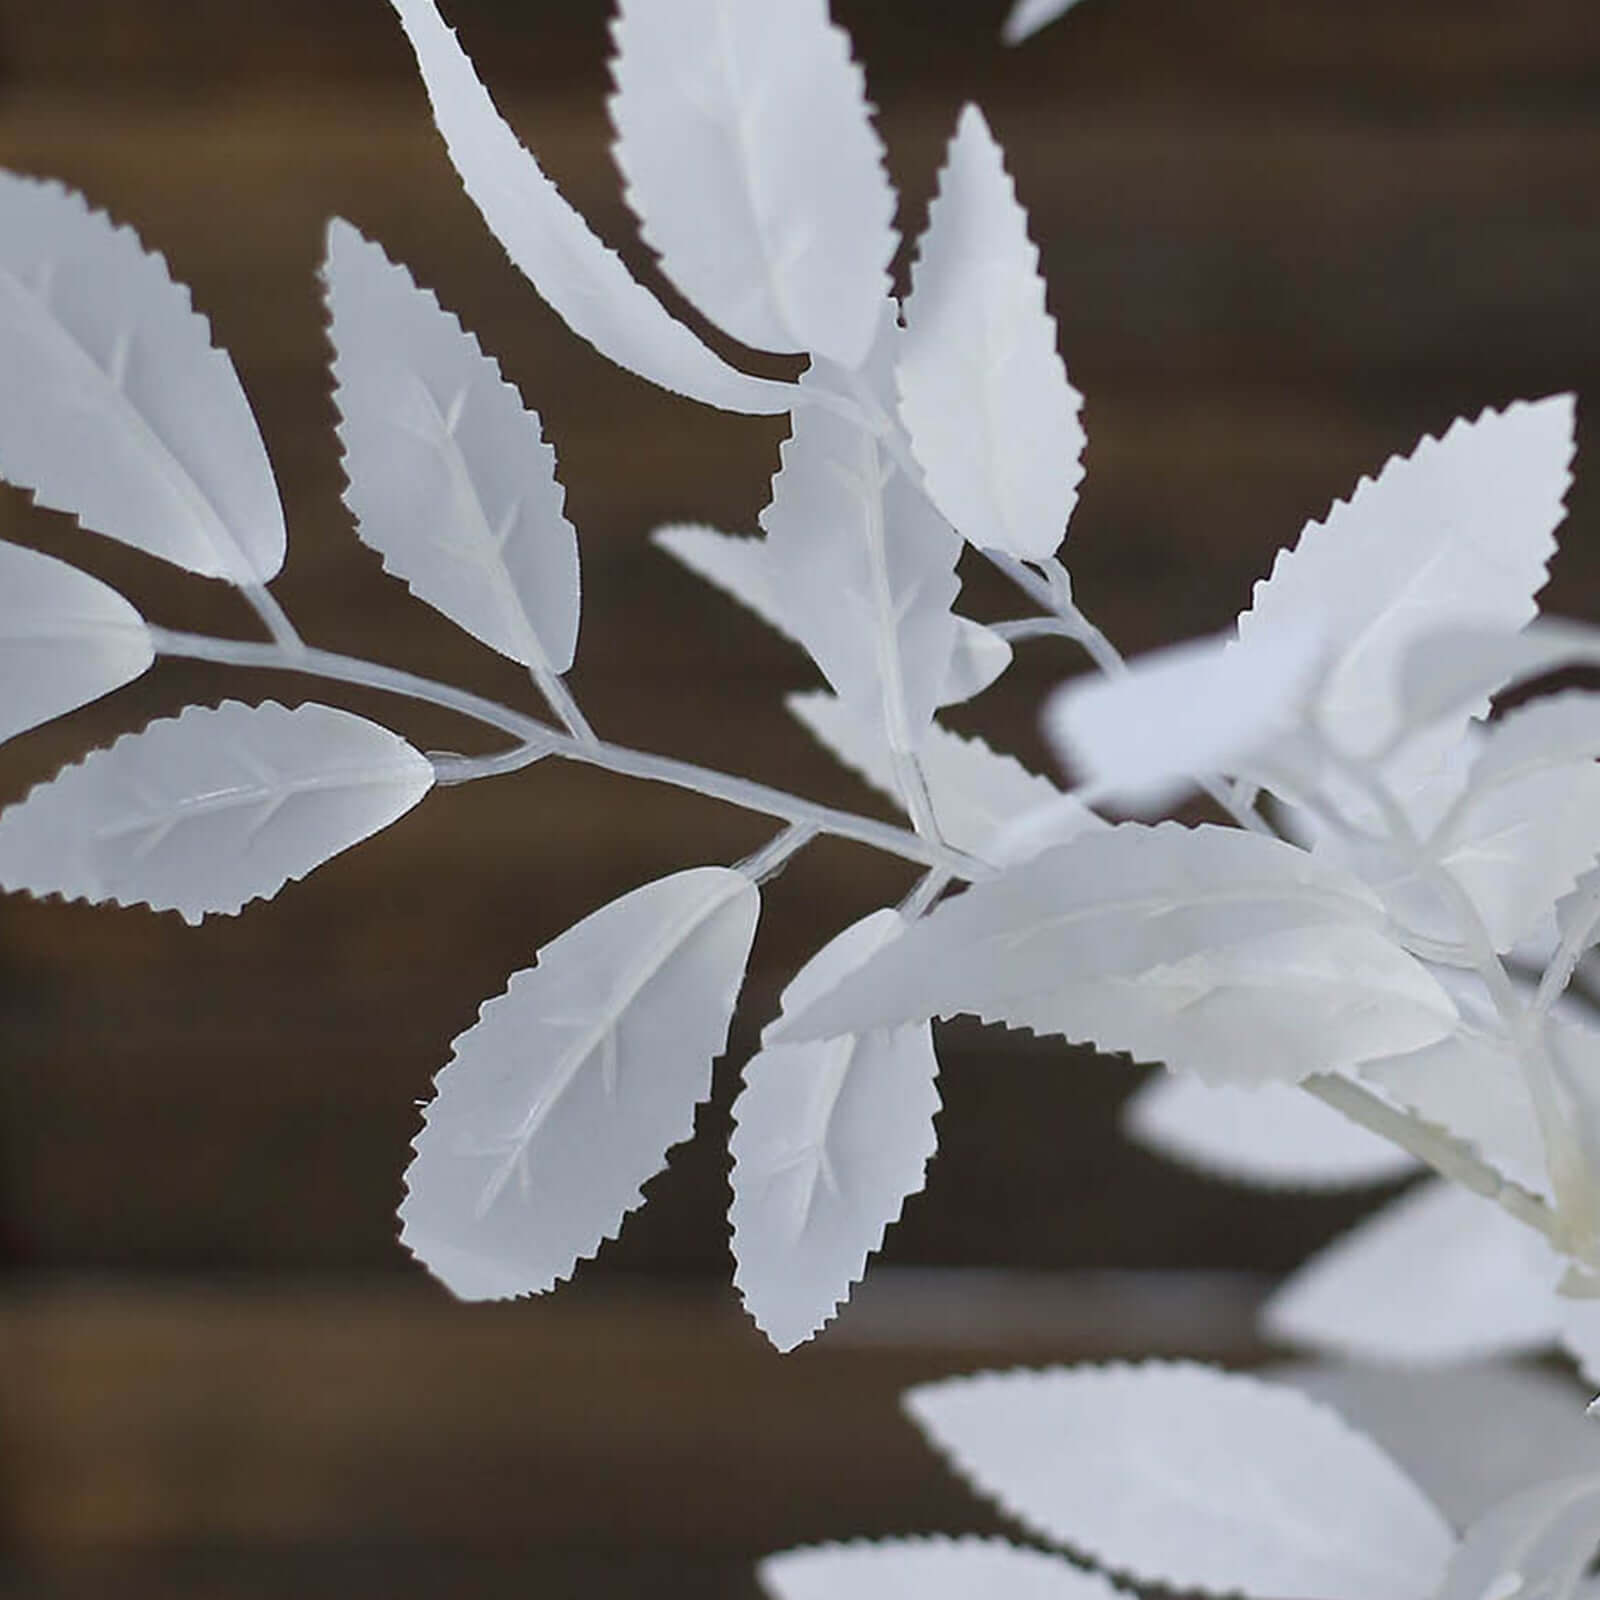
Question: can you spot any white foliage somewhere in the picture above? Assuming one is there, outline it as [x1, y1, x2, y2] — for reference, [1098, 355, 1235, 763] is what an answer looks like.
[788, 690, 1105, 866]
[0, 701, 435, 924]
[0, 541, 154, 745]
[759, 1537, 1129, 1600]
[387, 0, 792, 414]
[898, 106, 1085, 561]
[608, 0, 896, 368]
[1123, 1073, 1419, 1190]
[778, 823, 1458, 1087]
[324, 220, 581, 674]
[1003, 0, 1091, 45]
[1435, 1474, 1600, 1600]
[0, 172, 284, 583]
[906, 1363, 1455, 1600]
[731, 910, 939, 1351]
[399, 867, 760, 1300]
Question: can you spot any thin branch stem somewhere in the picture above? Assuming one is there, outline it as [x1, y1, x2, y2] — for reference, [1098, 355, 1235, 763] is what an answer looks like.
[736, 823, 819, 885]
[240, 582, 304, 654]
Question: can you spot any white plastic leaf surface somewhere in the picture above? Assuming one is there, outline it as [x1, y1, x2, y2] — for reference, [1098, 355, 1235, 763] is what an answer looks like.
[906, 1363, 1454, 1600]
[325, 220, 580, 674]
[1003, 0, 1090, 44]
[400, 867, 760, 1299]
[1123, 1072, 1419, 1190]
[1237, 396, 1574, 761]
[759, 1537, 1129, 1600]
[788, 691, 1105, 866]
[1261, 1180, 1562, 1365]
[608, 0, 896, 368]
[898, 105, 1085, 561]
[778, 824, 1458, 1087]
[1435, 1475, 1600, 1600]
[0, 173, 285, 583]
[1045, 628, 1323, 812]
[388, 0, 792, 415]
[0, 541, 154, 745]
[730, 910, 939, 1351]
[0, 701, 434, 924]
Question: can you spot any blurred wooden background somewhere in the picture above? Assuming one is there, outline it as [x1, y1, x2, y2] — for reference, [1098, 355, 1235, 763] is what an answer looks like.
[0, 0, 1595, 1591]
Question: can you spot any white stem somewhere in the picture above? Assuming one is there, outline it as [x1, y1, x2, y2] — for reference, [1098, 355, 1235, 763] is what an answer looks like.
[240, 582, 304, 654]
[736, 823, 819, 884]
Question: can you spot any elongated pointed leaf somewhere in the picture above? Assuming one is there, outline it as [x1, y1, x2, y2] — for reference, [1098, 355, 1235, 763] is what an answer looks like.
[0, 701, 434, 924]
[400, 867, 760, 1299]
[1435, 1475, 1600, 1600]
[0, 173, 285, 582]
[0, 541, 153, 744]
[1262, 1180, 1562, 1365]
[898, 106, 1085, 560]
[1124, 1073, 1419, 1190]
[778, 824, 1458, 1087]
[609, 0, 896, 367]
[325, 220, 581, 674]
[788, 690, 1104, 865]
[731, 910, 939, 1351]
[1237, 396, 1574, 763]
[907, 1364, 1454, 1600]
[760, 1538, 1129, 1600]
[1003, 0, 1090, 43]
[388, 0, 792, 415]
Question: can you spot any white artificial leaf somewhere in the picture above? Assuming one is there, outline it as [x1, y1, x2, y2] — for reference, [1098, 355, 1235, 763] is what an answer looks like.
[759, 1537, 1129, 1600]
[898, 106, 1085, 561]
[608, 0, 896, 368]
[1435, 1474, 1600, 1600]
[325, 220, 581, 674]
[0, 541, 154, 744]
[1045, 627, 1323, 813]
[0, 172, 285, 583]
[788, 690, 1105, 866]
[730, 910, 940, 1351]
[653, 525, 1009, 707]
[906, 1363, 1454, 1600]
[1261, 1180, 1562, 1365]
[777, 824, 1458, 1087]
[1237, 396, 1574, 763]
[1003, 0, 1091, 45]
[399, 867, 760, 1299]
[387, 0, 792, 415]
[1123, 1073, 1420, 1190]
[0, 701, 434, 924]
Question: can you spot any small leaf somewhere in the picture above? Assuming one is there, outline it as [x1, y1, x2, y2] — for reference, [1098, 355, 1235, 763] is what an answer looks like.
[1123, 1072, 1419, 1190]
[400, 867, 760, 1299]
[760, 1537, 1129, 1600]
[0, 172, 285, 582]
[898, 105, 1085, 560]
[0, 701, 434, 924]
[730, 910, 940, 1351]
[1003, 0, 1090, 45]
[907, 1363, 1454, 1600]
[0, 541, 154, 744]
[324, 220, 581, 674]
[388, 0, 793, 415]
[778, 824, 1458, 1087]
[609, 0, 897, 367]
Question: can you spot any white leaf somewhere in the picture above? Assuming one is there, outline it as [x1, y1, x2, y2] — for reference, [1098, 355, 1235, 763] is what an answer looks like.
[653, 525, 1008, 707]
[0, 541, 154, 744]
[1236, 397, 1573, 767]
[387, 0, 792, 415]
[759, 1537, 1129, 1600]
[0, 701, 434, 924]
[1472, 693, 1600, 789]
[1003, 0, 1090, 45]
[608, 0, 896, 367]
[1045, 627, 1323, 812]
[0, 173, 285, 583]
[1435, 1474, 1600, 1600]
[1123, 1073, 1419, 1190]
[730, 910, 940, 1351]
[399, 867, 760, 1299]
[898, 105, 1085, 561]
[777, 824, 1458, 1087]
[788, 690, 1105, 866]
[1261, 1180, 1562, 1365]
[906, 1363, 1454, 1600]
[325, 220, 581, 674]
